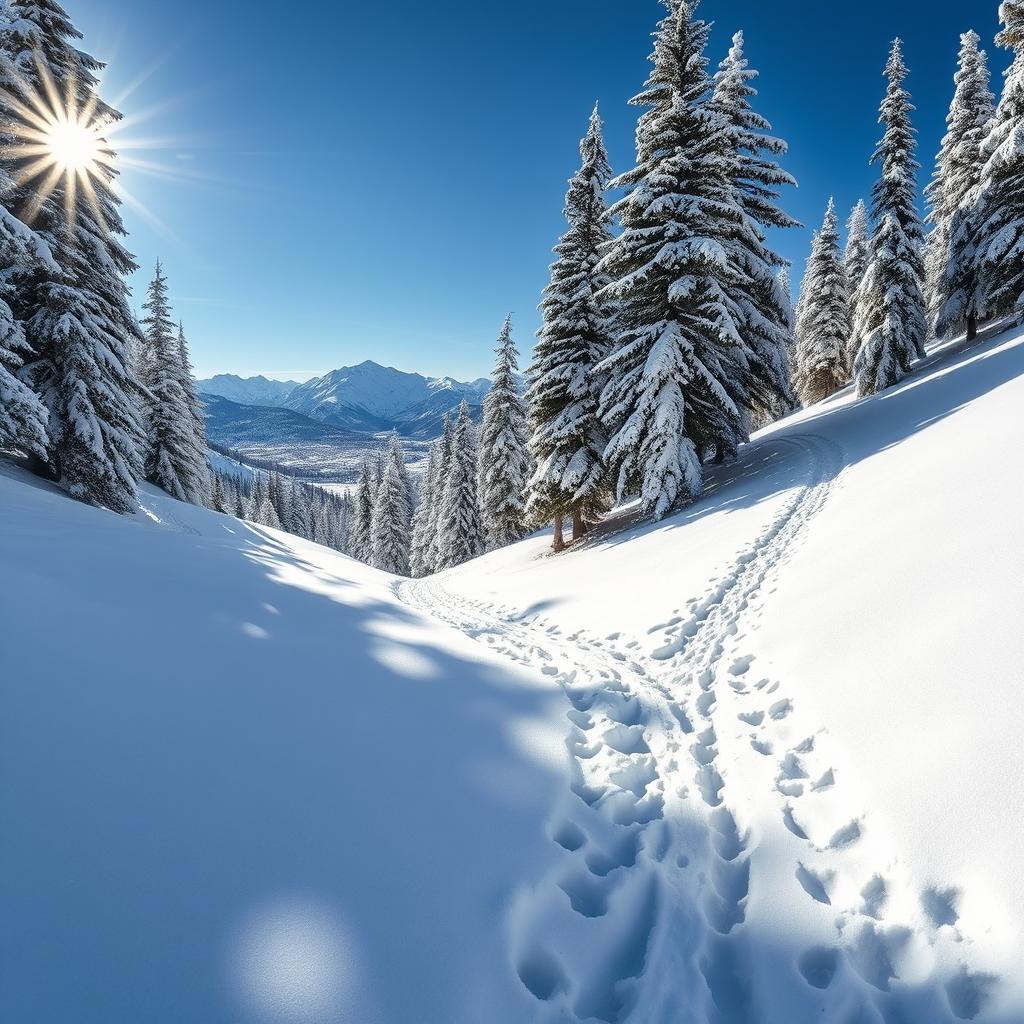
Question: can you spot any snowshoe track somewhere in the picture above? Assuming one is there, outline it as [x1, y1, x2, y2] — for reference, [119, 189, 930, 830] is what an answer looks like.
[398, 432, 1000, 1023]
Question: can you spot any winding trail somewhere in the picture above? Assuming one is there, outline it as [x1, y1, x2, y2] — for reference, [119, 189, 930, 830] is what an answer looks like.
[397, 432, 998, 1024]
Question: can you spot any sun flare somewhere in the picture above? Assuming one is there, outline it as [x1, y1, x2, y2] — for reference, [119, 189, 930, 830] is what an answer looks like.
[41, 115, 107, 175]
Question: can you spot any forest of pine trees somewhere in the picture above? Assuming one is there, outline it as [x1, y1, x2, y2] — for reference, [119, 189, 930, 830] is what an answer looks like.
[3, 0, 1024, 576]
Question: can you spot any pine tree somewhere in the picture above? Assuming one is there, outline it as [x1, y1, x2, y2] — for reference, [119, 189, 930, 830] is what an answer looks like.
[844, 200, 870, 296]
[426, 413, 455, 570]
[926, 32, 995, 341]
[597, 0, 750, 520]
[437, 400, 484, 569]
[347, 460, 374, 562]
[712, 29, 798, 426]
[1, 1, 146, 513]
[139, 264, 207, 505]
[371, 432, 413, 575]
[528, 105, 614, 548]
[853, 40, 927, 397]
[0, 205, 48, 458]
[792, 199, 852, 404]
[975, 5, 1024, 323]
[409, 448, 436, 577]
[175, 322, 211, 505]
[478, 315, 529, 549]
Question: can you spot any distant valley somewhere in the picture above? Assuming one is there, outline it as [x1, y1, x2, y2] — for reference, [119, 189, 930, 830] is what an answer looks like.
[197, 361, 491, 480]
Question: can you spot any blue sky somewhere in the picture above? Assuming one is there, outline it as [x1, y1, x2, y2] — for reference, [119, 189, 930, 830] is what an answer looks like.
[72, 0, 1007, 382]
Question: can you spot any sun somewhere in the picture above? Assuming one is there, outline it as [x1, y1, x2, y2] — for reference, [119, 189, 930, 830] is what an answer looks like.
[42, 115, 107, 175]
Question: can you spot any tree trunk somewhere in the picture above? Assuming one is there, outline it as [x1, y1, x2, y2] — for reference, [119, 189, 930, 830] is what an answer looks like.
[552, 514, 565, 553]
[572, 508, 586, 542]
[714, 447, 726, 465]
[966, 314, 978, 342]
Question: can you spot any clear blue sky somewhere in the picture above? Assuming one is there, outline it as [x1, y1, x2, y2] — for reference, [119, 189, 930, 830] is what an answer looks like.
[71, 0, 1007, 382]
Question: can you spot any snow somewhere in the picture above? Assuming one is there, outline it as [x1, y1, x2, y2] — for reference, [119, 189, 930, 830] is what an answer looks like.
[419, 321, 1024, 1021]
[4, 320, 1024, 1022]
[0, 463, 565, 1023]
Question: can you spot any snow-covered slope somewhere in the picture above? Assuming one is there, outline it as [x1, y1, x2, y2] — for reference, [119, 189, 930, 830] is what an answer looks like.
[196, 373, 299, 406]
[0, 465, 565, 1024]
[5, 323, 1023, 1024]
[406, 322, 1024, 1023]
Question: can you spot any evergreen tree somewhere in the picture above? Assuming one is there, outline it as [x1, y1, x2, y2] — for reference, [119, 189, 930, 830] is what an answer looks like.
[0, 205, 48, 458]
[437, 401, 483, 568]
[409, 448, 436, 577]
[139, 264, 207, 505]
[792, 199, 852, 404]
[528, 105, 614, 549]
[597, 0, 750, 520]
[371, 432, 413, 575]
[844, 199, 870, 296]
[853, 40, 927, 397]
[175, 322, 211, 505]
[711, 29, 798, 426]
[426, 413, 455, 570]
[926, 31, 995, 341]
[347, 460, 374, 562]
[478, 315, 529, 549]
[1, 1, 146, 513]
[975, 5, 1024, 323]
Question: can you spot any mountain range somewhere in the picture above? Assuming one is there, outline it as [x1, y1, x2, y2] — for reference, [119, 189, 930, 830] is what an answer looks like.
[196, 361, 491, 439]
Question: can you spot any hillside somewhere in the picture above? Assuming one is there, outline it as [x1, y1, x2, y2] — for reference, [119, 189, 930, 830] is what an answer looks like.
[3, 324, 1023, 1023]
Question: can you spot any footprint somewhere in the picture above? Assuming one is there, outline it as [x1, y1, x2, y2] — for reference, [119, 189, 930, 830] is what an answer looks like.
[860, 875, 889, 919]
[797, 945, 839, 990]
[796, 862, 832, 905]
[921, 885, 960, 928]
[517, 946, 568, 1001]
[769, 698, 793, 720]
[946, 966, 999, 1020]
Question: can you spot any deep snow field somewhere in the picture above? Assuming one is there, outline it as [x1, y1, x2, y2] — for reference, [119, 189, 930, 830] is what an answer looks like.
[3, 322, 1024, 1023]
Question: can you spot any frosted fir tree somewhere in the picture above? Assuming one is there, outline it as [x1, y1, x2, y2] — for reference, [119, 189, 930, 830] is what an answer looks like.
[926, 32, 995, 340]
[478, 315, 529, 549]
[175, 323, 211, 505]
[371, 433, 413, 575]
[528, 105, 614, 549]
[1, 1, 146, 513]
[0, 205, 48, 459]
[139, 264, 208, 505]
[436, 401, 484, 569]
[347, 460, 375, 563]
[975, 5, 1024, 323]
[598, 0, 750, 520]
[409, 448, 436, 577]
[792, 200, 853, 404]
[853, 40, 928, 397]
[425, 412, 455, 569]
[844, 200, 870, 295]
[711, 29, 799, 426]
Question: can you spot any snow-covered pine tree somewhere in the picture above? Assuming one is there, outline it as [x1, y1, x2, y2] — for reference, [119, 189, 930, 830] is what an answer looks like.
[409, 448, 435, 577]
[139, 264, 208, 505]
[436, 400, 484, 569]
[0, 204, 48, 458]
[844, 200, 870, 297]
[597, 0, 750, 520]
[528, 105, 614, 548]
[926, 31, 994, 341]
[426, 412, 455, 570]
[175, 322, 211, 505]
[347, 460, 374, 562]
[478, 315, 529, 549]
[0, 1, 146, 513]
[975, 5, 1024, 324]
[792, 199, 852, 404]
[843, 200, 870, 367]
[370, 432, 413, 575]
[711, 29, 798, 427]
[853, 40, 928, 397]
